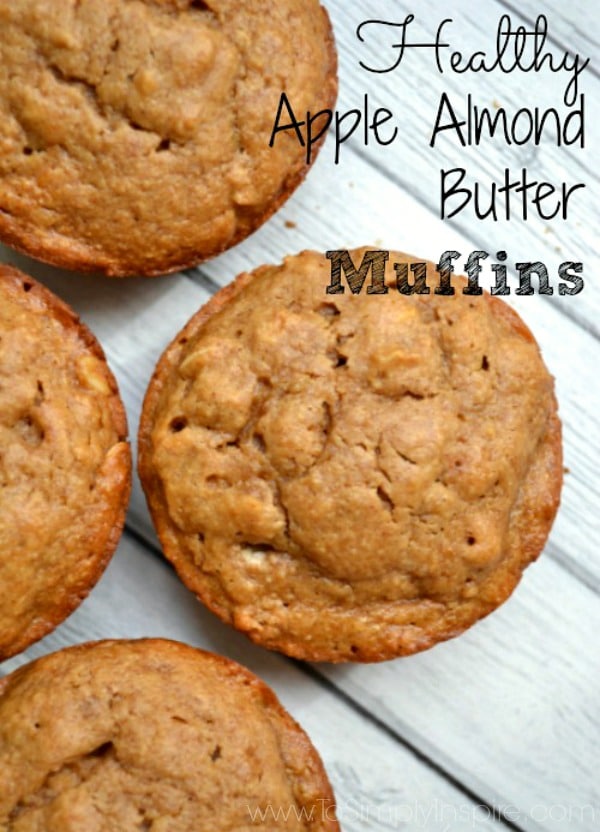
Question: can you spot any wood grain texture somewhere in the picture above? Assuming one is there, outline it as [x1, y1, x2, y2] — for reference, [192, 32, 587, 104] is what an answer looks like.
[501, 0, 598, 60]
[319, 554, 600, 831]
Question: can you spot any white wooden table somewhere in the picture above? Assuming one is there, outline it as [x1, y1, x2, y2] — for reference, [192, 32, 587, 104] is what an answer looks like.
[1, 2, 598, 830]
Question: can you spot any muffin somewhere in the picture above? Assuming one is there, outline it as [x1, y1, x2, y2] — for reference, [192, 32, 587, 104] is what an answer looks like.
[0, 0, 336, 277]
[0, 265, 131, 661]
[138, 249, 562, 662]
[0, 638, 339, 830]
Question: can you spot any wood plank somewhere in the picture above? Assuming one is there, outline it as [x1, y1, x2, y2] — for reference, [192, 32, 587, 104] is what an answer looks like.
[319, 553, 600, 832]
[0, 532, 502, 832]
[500, 0, 599, 61]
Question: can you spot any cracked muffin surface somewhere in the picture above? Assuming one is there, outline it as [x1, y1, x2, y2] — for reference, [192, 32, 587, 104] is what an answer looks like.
[138, 249, 562, 662]
[0, 639, 339, 831]
[0, 265, 130, 661]
[0, 0, 336, 276]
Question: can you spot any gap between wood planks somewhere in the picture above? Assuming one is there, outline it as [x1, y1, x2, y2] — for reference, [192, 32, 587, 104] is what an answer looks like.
[121, 522, 526, 832]
[298, 660, 528, 832]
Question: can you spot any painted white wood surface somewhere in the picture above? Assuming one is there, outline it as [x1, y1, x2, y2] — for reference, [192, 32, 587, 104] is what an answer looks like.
[504, 0, 597, 60]
[1, 1, 598, 830]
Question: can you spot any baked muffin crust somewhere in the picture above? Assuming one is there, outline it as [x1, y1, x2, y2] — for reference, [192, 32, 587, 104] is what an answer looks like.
[0, 639, 339, 831]
[0, 0, 337, 276]
[0, 265, 131, 661]
[138, 249, 562, 662]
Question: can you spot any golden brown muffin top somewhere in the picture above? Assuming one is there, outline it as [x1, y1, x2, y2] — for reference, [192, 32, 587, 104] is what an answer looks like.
[0, 0, 336, 276]
[0, 265, 130, 661]
[0, 639, 339, 831]
[138, 249, 562, 662]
